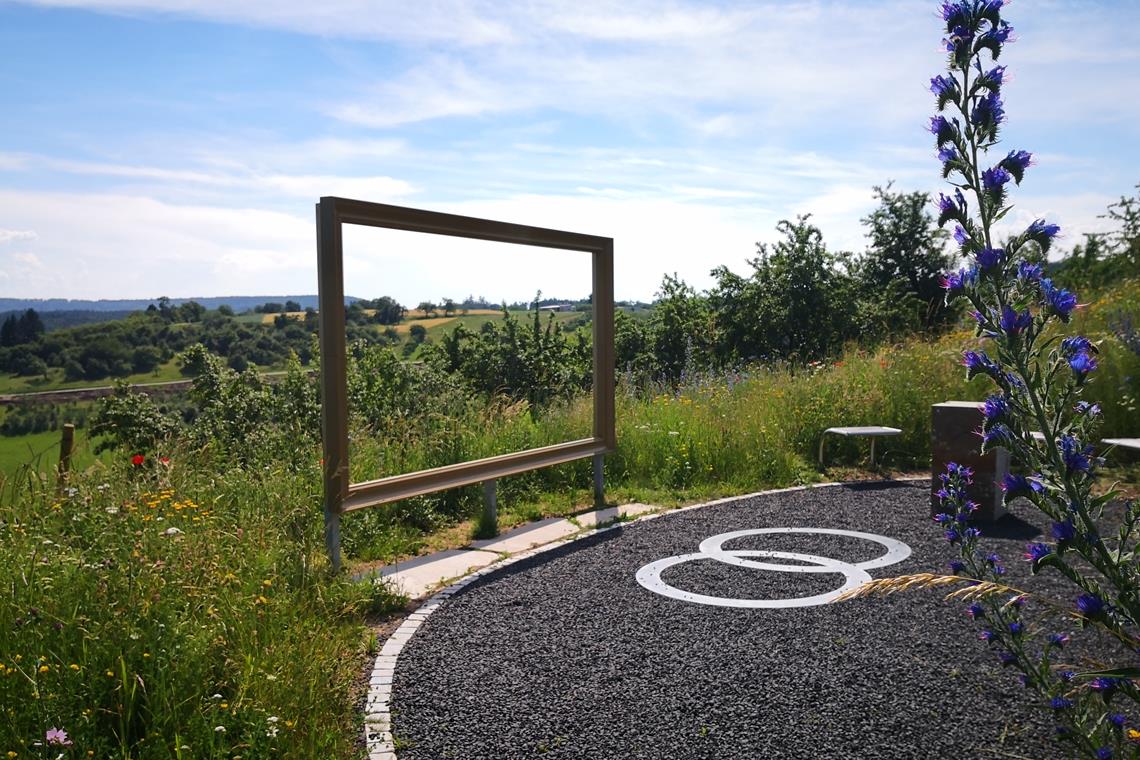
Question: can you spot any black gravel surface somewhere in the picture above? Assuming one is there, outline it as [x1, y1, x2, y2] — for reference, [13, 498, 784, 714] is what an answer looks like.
[390, 482, 1121, 759]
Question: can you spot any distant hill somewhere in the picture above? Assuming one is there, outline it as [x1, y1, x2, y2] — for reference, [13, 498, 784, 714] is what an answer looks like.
[0, 295, 361, 313]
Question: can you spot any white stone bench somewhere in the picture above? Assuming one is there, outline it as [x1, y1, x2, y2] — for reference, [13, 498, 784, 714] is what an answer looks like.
[1103, 438, 1140, 452]
[819, 426, 902, 466]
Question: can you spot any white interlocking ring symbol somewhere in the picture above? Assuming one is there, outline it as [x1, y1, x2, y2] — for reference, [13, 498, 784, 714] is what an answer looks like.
[636, 528, 912, 609]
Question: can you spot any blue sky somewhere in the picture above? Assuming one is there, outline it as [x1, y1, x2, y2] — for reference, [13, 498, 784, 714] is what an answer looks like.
[1, 0, 1138, 304]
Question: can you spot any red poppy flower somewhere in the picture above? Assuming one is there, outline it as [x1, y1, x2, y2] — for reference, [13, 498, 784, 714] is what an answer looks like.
[131, 454, 145, 466]
[159, 456, 171, 465]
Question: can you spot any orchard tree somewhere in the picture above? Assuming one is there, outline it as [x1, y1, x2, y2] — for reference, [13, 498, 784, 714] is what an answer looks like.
[857, 182, 953, 329]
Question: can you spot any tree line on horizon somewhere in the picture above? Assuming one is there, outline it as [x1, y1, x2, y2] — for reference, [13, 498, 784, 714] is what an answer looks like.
[0, 181, 1136, 394]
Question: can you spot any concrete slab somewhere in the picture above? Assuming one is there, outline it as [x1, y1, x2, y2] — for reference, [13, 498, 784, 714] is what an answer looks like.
[574, 502, 660, 528]
[368, 549, 500, 599]
[469, 517, 578, 553]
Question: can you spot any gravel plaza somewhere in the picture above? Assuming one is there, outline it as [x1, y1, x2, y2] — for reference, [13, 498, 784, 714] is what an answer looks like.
[372, 480, 1124, 759]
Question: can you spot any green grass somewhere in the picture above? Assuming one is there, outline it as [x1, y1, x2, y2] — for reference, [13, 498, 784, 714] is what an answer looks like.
[0, 360, 188, 395]
[0, 427, 111, 476]
[0, 450, 402, 759]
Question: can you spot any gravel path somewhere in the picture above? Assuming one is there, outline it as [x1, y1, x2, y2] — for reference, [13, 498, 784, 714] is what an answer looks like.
[390, 481, 1115, 759]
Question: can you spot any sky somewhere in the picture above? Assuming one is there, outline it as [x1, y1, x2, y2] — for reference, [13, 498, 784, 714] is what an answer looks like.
[1, 0, 1138, 306]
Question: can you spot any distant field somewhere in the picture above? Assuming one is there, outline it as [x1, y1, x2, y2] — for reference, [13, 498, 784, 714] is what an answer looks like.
[0, 359, 187, 396]
[0, 427, 110, 477]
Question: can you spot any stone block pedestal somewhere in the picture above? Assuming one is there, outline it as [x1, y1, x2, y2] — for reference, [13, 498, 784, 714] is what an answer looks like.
[931, 401, 1008, 521]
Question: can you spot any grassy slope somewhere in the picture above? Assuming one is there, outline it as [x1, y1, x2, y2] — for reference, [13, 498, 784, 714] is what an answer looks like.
[0, 279, 1135, 756]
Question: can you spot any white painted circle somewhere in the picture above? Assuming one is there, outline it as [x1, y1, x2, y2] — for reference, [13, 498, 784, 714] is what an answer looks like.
[698, 528, 911, 573]
[636, 528, 912, 609]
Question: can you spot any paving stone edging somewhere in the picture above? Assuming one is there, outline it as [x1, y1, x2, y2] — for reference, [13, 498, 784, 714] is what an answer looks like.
[360, 476, 927, 759]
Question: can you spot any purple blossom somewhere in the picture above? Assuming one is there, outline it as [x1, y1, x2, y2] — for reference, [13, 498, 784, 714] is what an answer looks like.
[953, 226, 969, 245]
[980, 423, 1014, 448]
[930, 74, 956, 97]
[936, 189, 968, 226]
[982, 166, 1012, 191]
[938, 147, 958, 164]
[962, 349, 1000, 380]
[1052, 519, 1076, 542]
[964, 527, 982, 540]
[972, 92, 1005, 131]
[1003, 473, 1043, 498]
[1074, 401, 1100, 417]
[942, 461, 975, 483]
[979, 630, 994, 642]
[979, 64, 1007, 89]
[46, 728, 72, 747]
[944, 24, 975, 56]
[976, 246, 1005, 270]
[941, 266, 978, 294]
[979, 21, 1014, 49]
[1041, 279, 1078, 320]
[982, 395, 1008, 422]
[945, 527, 961, 543]
[967, 603, 984, 618]
[940, 1, 971, 25]
[1060, 435, 1094, 473]
[1008, 621, 1023, 635]
[1076, 593, 1105, 617]
[999, 305, 1031, 335]
[1027, 218, 1061, 238]
[930, 115, 956, 148]
[1000, 149, 1033, 183]
[1109, 714, 1126, 728]
[1048, 633, 1070, 648]
[1069, 351, 1097, 378]
[1096, 748, 1113, 760]
[997, 651, 1017, 666]
[1024, 542, 1052, 563]
[933, 512, 953, 524]
[1016, 261, 1042, 282]
[949, 559, 965, 574]
[1061, 336, 1094, 357]
[1051, 697, 1073, 710]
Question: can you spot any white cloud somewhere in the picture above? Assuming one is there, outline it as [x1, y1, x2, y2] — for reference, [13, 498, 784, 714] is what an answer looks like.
[0, 229, 38, 244]
[17, 0, 516, 45]
[0, 152, 416, 201]
[0, 190, 314, 298]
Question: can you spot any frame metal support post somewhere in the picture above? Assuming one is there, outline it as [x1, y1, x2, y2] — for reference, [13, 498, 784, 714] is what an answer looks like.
[593, 453, 605, 508]
[483, 479, 497, 532]
[317, 200, 349, 574]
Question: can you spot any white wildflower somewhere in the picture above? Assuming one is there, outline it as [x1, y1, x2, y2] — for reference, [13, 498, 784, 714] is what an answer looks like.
[214, 725, 226, 733]
[162, 527, 183, 537]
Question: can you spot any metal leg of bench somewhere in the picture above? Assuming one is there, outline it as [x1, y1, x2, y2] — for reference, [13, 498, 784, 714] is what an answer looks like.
[870, 437, 876, 466]
[819, 435, 826, 466]
[483, 479, 497, 532]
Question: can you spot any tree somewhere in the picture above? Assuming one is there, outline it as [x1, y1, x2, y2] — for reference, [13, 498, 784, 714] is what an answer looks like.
[1103, 182, 1140, 269]
[649, 274, 715, 379]
[417, 301, 437, 317]
[857, 183, 952, 330]
[442, 298, 456, 316]
[217, 304, 235, 317]
[710, 216, 854, 363]
[284, 300, 302, 312]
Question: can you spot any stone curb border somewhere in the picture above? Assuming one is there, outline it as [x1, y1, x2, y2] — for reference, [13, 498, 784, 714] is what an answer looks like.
[360, 476, 927, 758]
